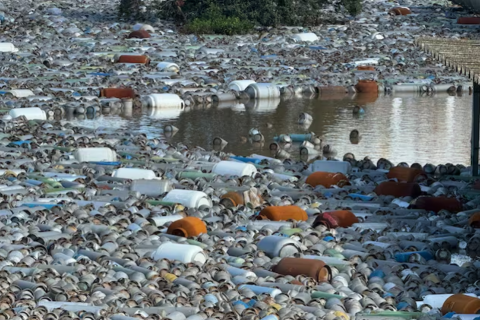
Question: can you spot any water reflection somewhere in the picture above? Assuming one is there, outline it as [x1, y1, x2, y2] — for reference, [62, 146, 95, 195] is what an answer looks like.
[73, 93, 472, 166]
[147, 107, 182, 120]
[245, 98, 280, 113]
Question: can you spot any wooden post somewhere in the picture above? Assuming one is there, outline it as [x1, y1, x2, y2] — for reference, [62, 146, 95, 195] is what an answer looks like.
[472, 82, 480, 176]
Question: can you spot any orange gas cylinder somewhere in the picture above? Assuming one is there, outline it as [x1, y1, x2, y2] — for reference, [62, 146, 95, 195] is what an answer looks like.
[355, 80, 378, 93]
[167, 217, 207, 237]
[306, 172, 349, 188]
[389, 7, 412, 15]
[387, 167, 423, 183]
[100, 88, 136, 99]
[375, 181, 422, 198]
[272, 257, 332, 282]
[441, 294, 480, 314]
[357, 66, 375, 71]
[457, 17, 480, 24]
[220, 192, 244, 208]
[117, 55, 150, 64]
[413, 197, 463, 213]
[469, 212, 480, 228]
[257, 206, 308, 221]
[127, 30, 151, 38]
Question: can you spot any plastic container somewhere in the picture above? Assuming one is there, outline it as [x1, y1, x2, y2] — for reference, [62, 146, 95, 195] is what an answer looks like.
[127, 30, 150, 39]
[73, 147, 118, 162]
[100, 88, 136, 99]
[212, 161, 257, 177]
[272, 257, 331, 282]
[313, 210, 359, 228]
[257, 235, 302, 258]
[413, 197, 462, 213]
[162, 190, 212, 209]
[0, 43, 18, 52]
[457, 17, 480, 24]
[306, 172, 349, 188]
[144, 94, 185, 109]
[389, 7, 412, 15]
[228, 80, 256, 91]
[157, 62, 180, 72]
[309, 160, 352, 175]
[441, 294, 480, 315]
[9, 107, 46, 120]
[257, 206, 308, 221]
[167, 217, 207, 237]
[292, 33, 319, 42]
[245, 83, 281, 99]
[151, 242, 207, 264]
[387, 167, 423, 183]
[355, 80, 378, 93]
[374, 181, 422, 198]
[9, 89, 34, 98]
[112, 168, 157, 180]
[117, 55, 150, 64]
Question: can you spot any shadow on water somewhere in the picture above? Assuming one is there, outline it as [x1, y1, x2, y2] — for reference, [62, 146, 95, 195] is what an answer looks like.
[71, 92, 473, 166]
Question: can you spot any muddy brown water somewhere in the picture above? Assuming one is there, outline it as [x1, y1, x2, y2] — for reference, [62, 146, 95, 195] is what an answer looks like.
[65, 93, 473, 166]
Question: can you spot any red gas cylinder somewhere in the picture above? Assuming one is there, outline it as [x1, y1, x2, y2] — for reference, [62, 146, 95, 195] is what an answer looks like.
[375, 181, 422, 198]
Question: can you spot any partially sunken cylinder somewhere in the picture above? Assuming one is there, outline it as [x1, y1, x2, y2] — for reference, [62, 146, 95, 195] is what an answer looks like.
[272, 257, 332, 282]
[457, 17, 480, 24]
[375, 181, 422, 198]
[127, 30, 151, 38]
[387, 167, 423, 183]
[442, 294, 480, 315]
[413, 197, 462, 213]
[258, 206, 308, 221]
[306, 172, 349, 188]
[100, 88, 136, 99]
[167, 217, 207, 237]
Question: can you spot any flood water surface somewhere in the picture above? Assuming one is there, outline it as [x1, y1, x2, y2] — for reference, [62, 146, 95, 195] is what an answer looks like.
[71, 93, 473, 166]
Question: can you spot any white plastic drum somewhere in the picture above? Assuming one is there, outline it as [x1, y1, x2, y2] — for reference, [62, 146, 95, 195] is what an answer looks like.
[212, 161, 257, 177]
[144, 94, 185, 109]
[9, 90, 34, 98]
[151, 242, 207, 264]
[228, 80, 256, 91]
[112, 168, 157, 180]
[73, 147, 117, 162]
[162, 189, 212, 209]
[156, 62, 180, 72]
[292, 33, 319, 42]
[131, 180, 173, 196]
[245, 83, 281, 99]
[0, 43, 18, 53]
[9, 107, 46, 120]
